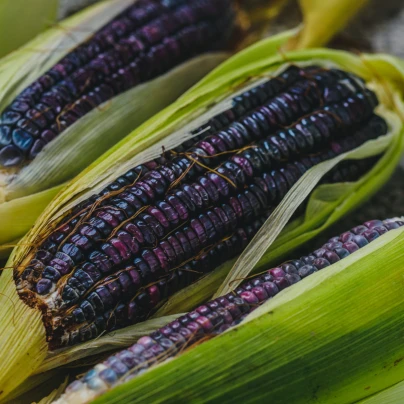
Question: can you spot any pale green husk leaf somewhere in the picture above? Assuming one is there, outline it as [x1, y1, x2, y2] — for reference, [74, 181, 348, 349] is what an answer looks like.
[0, 184, 63, 259]
[359, 381, 404, 404]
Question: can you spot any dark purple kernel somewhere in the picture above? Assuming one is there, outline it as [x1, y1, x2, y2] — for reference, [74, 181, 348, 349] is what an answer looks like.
[99, 369, 118, 385]
[351, 225, 368, 235]
[313, 258, 330, 270]
[0, 126, 11, 146]
[334, 248, 350, 259]
[342, 242, 359, 254]
[373, 226, 388, 236]
[36, 278, 52, 294]
[0, 145, 23, 166]
[298, 265, 317, 278]
[339, 231, 354, 243]
[363, 229, 380, 242]
[384, 221, 400, 230]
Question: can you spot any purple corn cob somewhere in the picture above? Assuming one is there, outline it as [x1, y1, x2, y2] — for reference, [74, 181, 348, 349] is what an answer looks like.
[23, 109, 378, 298]
[15, 63, 388, 348]
[0, 0, 236, 167]
[61, 217, 404, 400]
[37, 65, 368, 254]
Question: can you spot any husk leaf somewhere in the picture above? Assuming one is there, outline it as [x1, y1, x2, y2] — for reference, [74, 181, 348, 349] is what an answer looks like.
[359, 381, 404, 404]
[0, 0, 58, 58]
[93, 225, 404, 404]
[0, 185, 63, 258]
[0, 269, 46, 401]
[288, 0, 370, 49]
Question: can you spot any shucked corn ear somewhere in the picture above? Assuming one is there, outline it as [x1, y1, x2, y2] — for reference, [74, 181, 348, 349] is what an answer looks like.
[2, 30, 404, 400]
[56, 217, 404, 404]
[0, 0, 369, 256]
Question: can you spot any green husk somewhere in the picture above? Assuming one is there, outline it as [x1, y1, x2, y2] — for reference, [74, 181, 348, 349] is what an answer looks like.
[290, 0, 370, 49]
[3, 30, 404, 402]
[0, 0, 58, 58]
[93, 225, 404, 404]
[359, 381, 404, 404]
[0, 184, 63, 259]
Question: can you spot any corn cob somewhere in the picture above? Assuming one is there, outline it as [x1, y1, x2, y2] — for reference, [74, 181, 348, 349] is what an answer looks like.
[56, 217, 404, 404]
[0, 0, 234, 167]
[13, 64, 387, 348]
[2, 32, 404, 401]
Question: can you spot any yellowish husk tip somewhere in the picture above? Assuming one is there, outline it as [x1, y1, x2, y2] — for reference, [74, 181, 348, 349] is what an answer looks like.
[0, 269, 47, 401]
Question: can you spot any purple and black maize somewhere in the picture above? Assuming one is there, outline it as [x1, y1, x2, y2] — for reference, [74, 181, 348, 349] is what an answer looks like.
[36, 65, 370, 253]
[0, 0, 236, 167]
[63, 217, 404, 396]
[15, 64, 388, 348]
